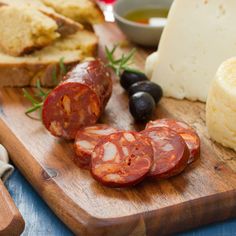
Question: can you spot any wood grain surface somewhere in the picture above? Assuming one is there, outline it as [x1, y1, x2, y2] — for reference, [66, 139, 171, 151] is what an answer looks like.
[0, 23, 236, 236]
[0, 180, 25, 236]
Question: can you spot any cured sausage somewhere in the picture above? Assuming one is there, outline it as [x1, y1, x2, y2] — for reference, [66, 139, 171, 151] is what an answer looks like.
[74, 124, 119, 168]
[146, 118, 200, 163]
[42, 59, 112, 140]
[141, 127, 189, 179]
[91, 131, 153, 188]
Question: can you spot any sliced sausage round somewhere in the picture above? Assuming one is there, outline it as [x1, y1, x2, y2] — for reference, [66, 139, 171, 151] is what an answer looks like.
[141, 127, 189, 179]
[42, 59, 112, 140]
[146, 118, 200, 163]
[91, 131, 153, 188]
[74, 124, 119, 168]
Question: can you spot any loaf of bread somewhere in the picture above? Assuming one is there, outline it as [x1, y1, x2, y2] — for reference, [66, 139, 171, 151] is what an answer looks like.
[0, 30, 98, 87]
[0, 5, 60, 56]
[0, 0, 103, 87]
[0, 0, 83, 37]
[40, 0, 104, 26]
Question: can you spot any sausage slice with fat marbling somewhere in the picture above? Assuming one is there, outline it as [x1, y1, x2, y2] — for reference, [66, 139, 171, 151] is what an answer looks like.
[141, 127, 189, 179]
[42, 59, 112, 140]
[74, 124, 119, 168]
[91, 131, 153, 188]
[146, 119, 200, 163]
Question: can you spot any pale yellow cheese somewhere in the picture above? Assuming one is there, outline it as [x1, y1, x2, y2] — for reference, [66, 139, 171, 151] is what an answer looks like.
[145, 52, 158, 79]
[206, 57, 236, 151]
[149, 0, 236, 102]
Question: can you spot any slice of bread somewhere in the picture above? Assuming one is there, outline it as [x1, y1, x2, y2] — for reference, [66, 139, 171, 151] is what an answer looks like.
[52, 30, 98, 56]
[0, 30, 98, 87]
[0, 50, 82, 87]
[0, 5, 60, 56]
[40, 0, 104, 26]
[0, 0, 83, 37]
[45, 10, 83, 36]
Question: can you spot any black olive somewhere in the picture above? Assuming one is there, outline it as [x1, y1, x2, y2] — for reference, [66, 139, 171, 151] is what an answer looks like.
[120, 70, 148, 91]
[128, 81, 163, 104]
[129, 92, 155, 122]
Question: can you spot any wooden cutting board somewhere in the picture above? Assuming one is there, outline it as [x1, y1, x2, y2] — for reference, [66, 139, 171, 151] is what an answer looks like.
[0, 23, 236, 236]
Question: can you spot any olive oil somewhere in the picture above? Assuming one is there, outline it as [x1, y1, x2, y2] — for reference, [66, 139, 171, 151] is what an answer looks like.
[125, 8, 169, 25]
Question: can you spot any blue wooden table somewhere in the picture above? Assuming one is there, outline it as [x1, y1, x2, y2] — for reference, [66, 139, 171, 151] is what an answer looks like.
[5, 169, 236, 236]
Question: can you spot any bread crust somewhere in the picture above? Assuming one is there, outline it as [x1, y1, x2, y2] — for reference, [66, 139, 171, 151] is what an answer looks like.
[0, 0, 99, 87]
[43, 10, 83, 36]
[0, 0, 83, 37]
[0, 60, 80, 87]
[0, 30, 98, 87]
[40, 0, 104, 26]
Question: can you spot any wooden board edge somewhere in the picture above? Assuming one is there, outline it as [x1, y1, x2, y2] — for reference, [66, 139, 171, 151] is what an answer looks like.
[0, 116, 236, 235]
[143, 189, 236, 235]
[0, 118, 91, 235]
[0, 118, 148, 235]
[0, 181, 25, 236]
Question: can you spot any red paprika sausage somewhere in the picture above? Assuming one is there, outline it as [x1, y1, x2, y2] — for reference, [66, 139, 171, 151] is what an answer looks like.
[141, 127, 189, 179]
[146, 119, 200, 163]
[91, 131, 153, 188]
[42, 59, 112, 140]
[74, 124, 119, 168]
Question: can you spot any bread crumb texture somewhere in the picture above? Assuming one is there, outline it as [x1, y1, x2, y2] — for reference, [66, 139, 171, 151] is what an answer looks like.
[0, 5, 59, 56]
[0, 0, 101, 86]
[40, 0, 104, 24]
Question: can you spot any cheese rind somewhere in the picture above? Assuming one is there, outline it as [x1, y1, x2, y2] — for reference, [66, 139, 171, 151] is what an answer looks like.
[149, 0, 236, 102]
[206, 57, 236, 151]
[145, 52, 158, 79]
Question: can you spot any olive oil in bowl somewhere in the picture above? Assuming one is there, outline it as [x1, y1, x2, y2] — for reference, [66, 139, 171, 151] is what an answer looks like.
[113, 0, 173, 46]
[125, 8, 169, 26]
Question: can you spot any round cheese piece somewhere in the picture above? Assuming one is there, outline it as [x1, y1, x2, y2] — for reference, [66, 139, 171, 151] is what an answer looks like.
[206, 57, 236, 151]
[145, 52, 158, 79]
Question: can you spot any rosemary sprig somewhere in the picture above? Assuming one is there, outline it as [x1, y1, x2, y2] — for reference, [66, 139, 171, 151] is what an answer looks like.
[59, 57, 67, 76]
[23, 57, 66, 119]
[22, 82, 48, 119]
[52, 67, 57, 85]
[52, 57, 66, 85]
[23, 46, 140, 119]
[105, 45, 142, 76]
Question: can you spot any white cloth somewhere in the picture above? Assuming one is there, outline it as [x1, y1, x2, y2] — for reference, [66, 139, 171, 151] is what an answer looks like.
[0, 144, 14, 183]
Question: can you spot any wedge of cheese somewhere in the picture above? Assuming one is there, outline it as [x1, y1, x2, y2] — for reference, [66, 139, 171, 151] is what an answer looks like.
[148, 0, 236, 102]
[206, 57, 236, 151]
